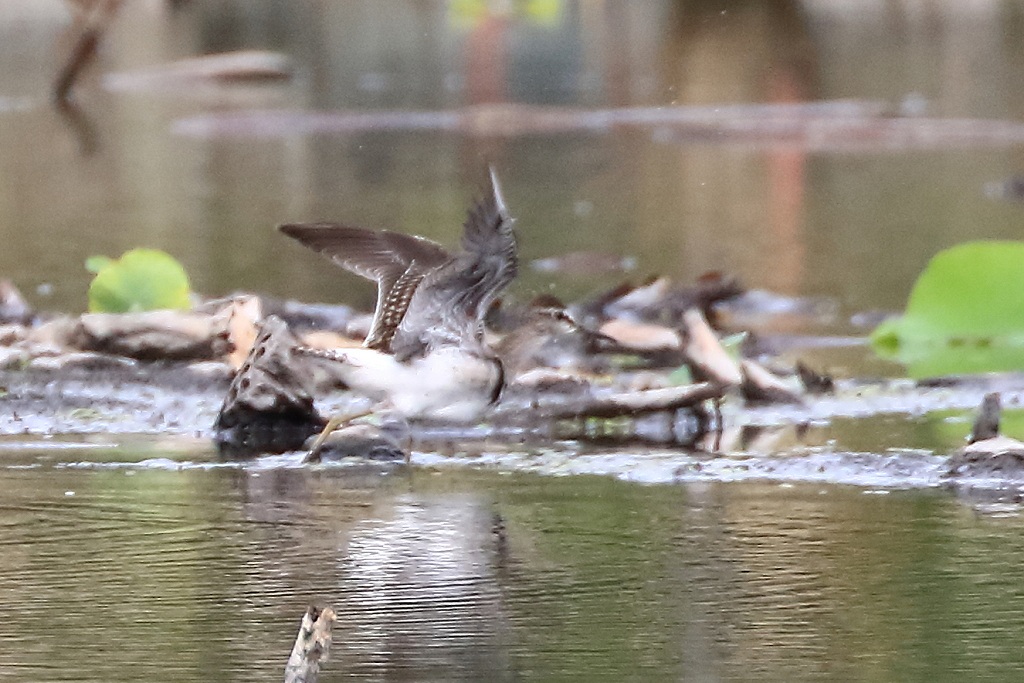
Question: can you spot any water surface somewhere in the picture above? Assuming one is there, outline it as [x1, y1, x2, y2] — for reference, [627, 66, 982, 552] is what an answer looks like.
[3, 448, 1024, 682]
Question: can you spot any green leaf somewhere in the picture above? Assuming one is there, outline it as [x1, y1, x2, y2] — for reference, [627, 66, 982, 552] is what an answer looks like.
[86, 248, 192, 313]
[719, 331, 748, 360]
[84, 255, 113, 274]
[667, 363, 693, 386]
[871, 241, 1024, 377]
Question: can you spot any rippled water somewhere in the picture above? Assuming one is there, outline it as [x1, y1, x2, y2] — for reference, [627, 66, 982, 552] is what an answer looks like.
[3, 445, 1024, 681]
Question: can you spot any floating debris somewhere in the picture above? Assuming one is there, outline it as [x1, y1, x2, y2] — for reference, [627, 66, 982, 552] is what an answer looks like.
[984, 175, 1024, 202]
[530, 251, 637, 275]
[0, 96, 33, 113]
[223, 296, 262, 370]
[715, 288, 839, 328]
[104, 50, 294, 92]
[598, 318, 682, 354]
[54, 0, 122, 103]
[681, 308, 742, 387]
[587, 272, 742, 326]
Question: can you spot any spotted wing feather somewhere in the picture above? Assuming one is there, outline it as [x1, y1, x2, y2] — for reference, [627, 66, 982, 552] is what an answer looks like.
[279, 223, 451, 351]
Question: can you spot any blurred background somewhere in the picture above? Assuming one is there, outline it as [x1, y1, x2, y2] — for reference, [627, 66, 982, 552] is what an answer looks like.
[2, 0, 1024, 322]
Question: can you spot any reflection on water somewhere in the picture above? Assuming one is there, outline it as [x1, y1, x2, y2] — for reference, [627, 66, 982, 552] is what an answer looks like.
[339, 495, 514, 679]
[4, 452, 1024, 681]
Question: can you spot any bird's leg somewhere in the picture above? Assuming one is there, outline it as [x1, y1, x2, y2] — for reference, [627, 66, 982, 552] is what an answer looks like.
[303, 408, 374, 463]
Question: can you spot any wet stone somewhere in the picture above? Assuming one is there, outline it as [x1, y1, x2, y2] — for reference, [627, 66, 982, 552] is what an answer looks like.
[0, 363, 227, 436]
[304, 423, 408, 462]
[946, 435, 1024, 479]
[0, 323, 27, 346]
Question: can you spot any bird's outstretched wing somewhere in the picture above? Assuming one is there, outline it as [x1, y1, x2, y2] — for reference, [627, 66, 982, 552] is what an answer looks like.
[449, 168, 518, 322]
[279, 223, 451, 351]
[280, 169, 517, 357]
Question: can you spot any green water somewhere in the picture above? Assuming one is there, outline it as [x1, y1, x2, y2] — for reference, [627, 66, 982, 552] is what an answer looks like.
[2, 451, 1024, 682]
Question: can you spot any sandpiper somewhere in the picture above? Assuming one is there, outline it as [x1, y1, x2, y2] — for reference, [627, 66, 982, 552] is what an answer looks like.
[279, 168, 517, 427]
[494, 305, 619, 382]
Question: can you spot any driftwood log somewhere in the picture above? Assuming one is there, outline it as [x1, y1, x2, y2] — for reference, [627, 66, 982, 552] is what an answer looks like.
[215, 316, 326, 456]
[740, 359, 804, 405]
[70, 310, 234, 361]
[284, 605, 336, 683]
[513, 381, 724, 420]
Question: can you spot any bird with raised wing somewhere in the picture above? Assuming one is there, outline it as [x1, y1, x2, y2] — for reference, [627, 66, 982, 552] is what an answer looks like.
[279, 169, 517, 440]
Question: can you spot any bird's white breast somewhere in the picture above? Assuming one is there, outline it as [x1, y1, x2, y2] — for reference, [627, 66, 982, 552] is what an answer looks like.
[329, 347, 499, 422]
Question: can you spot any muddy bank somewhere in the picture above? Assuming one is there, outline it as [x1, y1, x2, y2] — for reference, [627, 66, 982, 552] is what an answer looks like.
[0, 364, 228, 437]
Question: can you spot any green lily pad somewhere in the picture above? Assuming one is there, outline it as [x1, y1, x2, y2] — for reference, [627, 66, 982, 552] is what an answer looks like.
[87, 248, 192, 313]
[872, 241, 1024, 377]
[84, 255, 113, 274]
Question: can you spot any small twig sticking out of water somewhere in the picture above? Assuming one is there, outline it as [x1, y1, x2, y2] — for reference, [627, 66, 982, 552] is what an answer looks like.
[54, 0, 123, 103]
[284, 605, 336, 683]
[969, 392, 1001, 444]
